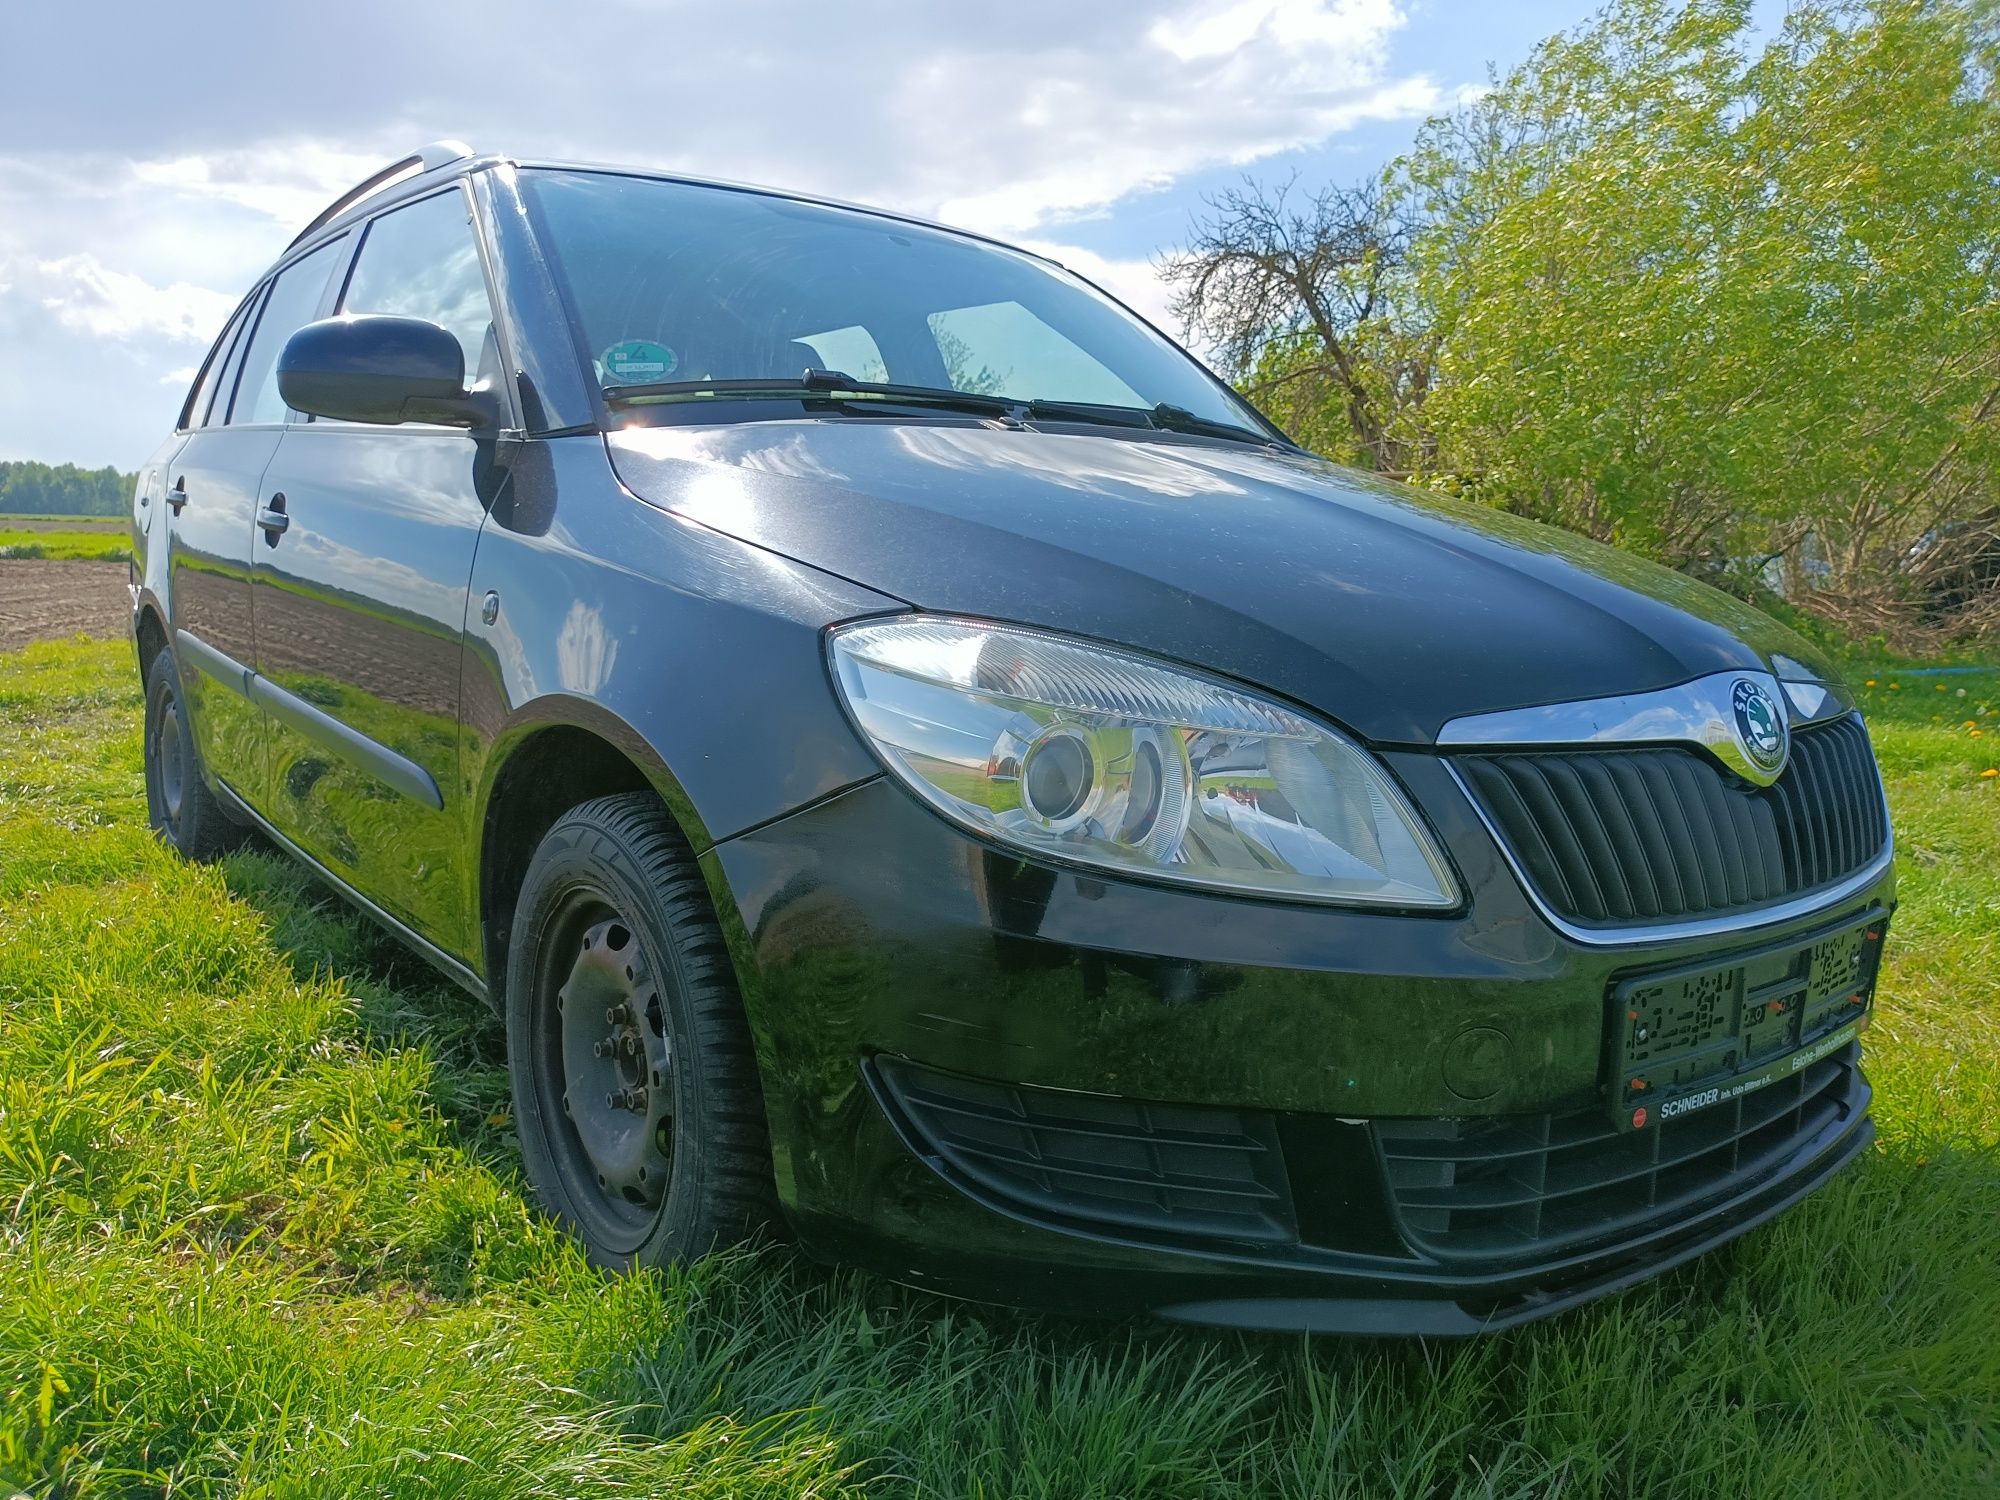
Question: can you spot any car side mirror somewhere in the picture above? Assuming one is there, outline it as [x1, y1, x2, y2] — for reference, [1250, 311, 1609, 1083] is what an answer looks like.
[278, 315, 495, 428]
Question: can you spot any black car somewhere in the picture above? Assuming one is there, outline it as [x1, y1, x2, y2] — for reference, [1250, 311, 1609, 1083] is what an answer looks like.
[130, 143, 1894, 1334]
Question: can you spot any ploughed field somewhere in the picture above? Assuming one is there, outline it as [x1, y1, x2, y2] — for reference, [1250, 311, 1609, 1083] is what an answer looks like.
[1, 635, 1995, 1498]
[0, 561, 129, 653]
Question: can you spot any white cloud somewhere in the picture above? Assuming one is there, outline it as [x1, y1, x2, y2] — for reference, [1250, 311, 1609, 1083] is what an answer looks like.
[915, 3, 1433, 234]
[129, 144, 392, 229]
[33, 254, 237, 340]
[0, 0, 1448, 465]
[1151, 0, 1397, 62]
[159, 364, 198, 386]
[937, 75, 1439, 235]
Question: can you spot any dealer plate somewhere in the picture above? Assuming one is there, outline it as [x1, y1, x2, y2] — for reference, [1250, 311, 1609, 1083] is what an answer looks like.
[1608, 907, 1888, 1132]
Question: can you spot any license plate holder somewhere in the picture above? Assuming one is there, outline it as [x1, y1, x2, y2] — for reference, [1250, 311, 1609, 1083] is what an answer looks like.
[1608, 907, 1888, 1132]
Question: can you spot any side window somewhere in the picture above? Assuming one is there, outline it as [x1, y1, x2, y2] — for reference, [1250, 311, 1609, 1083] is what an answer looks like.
[229, 240, 344, 426]
[180, 298, 252, 431]
[927, 300, 1143, 408]
[205, 290, 264, 426]
[339, 188, 497, 384]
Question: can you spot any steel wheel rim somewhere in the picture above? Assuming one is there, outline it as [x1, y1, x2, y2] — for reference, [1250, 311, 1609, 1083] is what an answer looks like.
[535, 891, 676, 1250]
[155, 696, 185, 825]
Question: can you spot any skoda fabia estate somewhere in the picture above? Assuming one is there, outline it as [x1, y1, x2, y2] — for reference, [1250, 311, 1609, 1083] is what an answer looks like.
[130, 143, 1894, 1333]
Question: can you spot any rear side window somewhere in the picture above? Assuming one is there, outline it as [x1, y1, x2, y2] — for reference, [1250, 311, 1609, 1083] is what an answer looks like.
[339, 188, 498, 385]
[204, 292, 263, 426]
[179, 293, 260, 430]
[228, 239, 344, 426]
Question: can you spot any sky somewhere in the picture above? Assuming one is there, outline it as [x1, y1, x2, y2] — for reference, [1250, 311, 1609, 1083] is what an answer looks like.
[0, 0, 1740, 470]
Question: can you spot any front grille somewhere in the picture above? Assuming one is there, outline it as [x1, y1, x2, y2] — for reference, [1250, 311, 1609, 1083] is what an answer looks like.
[1457, 715, 1887, 927]
[872, 1056, 1295, 1244]
[1373, 1044, 1866, 1264]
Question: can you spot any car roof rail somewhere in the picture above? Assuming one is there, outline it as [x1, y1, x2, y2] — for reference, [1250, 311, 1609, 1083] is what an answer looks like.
[288, 140, 476, 248]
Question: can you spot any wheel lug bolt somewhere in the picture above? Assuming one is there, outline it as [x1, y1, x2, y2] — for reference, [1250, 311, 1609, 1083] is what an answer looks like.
[592, 1039, 612, 1058]
[620, 1035, 641, 1059]
[606, 1003, 631, 1026]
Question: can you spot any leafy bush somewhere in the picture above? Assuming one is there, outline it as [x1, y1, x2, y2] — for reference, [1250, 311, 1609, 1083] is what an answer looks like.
[1171, 0, 2000, 641]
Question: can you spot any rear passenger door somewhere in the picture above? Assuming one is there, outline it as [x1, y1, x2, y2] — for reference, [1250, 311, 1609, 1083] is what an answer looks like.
[251, 184, 511, 956]
[165, 239, 345, 802]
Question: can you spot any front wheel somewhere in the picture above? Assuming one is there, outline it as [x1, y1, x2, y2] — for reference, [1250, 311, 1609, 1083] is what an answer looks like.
[143, 646, 246, 861]
[505, 793, 773, 1270]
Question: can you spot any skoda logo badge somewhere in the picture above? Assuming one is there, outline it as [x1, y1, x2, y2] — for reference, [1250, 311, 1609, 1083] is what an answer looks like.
[1731, 678, 1788, 778]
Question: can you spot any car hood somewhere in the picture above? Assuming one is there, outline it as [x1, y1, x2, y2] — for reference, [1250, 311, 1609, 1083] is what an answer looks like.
[607, 421, 1832, 745]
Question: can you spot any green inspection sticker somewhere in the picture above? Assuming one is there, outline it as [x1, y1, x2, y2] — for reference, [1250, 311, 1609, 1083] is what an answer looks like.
[601, 340, 678, 384]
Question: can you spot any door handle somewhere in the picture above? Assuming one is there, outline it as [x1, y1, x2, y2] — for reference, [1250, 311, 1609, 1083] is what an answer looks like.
[257, 492, 290, 543]
[166, 480, 188, 515]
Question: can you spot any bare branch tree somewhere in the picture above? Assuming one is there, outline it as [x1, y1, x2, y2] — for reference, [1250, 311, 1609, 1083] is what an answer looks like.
[1162, 175, 1424, 472]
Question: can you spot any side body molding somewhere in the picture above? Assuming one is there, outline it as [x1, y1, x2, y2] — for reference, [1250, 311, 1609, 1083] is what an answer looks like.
[173, 627, 444, 811]
[172, 628, 251, 699]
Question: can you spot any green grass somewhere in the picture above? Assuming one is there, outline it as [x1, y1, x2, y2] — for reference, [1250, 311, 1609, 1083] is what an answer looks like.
[1, 636, 1995, 1498]
[0, 530, 130, 563]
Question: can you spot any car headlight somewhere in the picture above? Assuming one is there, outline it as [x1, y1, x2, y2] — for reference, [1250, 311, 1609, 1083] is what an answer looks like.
[828, 616, 1459, 908]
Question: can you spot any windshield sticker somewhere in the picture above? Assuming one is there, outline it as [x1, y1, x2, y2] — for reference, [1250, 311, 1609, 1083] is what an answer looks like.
[602, 340, 678, 384]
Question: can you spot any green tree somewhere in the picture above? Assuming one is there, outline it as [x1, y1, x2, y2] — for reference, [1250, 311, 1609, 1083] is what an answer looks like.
[1405, 0, 2000, 600]
[1170, 1, 2000, 636]
[0, 461, 137, 517]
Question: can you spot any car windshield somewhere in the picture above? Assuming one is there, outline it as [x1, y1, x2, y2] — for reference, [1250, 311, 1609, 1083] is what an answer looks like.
[522, 168, 1266, 433]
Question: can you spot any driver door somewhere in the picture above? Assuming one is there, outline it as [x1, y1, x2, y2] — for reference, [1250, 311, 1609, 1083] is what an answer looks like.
[250, 184, 509, 957]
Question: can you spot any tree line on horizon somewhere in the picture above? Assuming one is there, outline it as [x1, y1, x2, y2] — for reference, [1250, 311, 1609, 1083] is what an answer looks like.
[1170, 0, 2000, 645]
[0, 461, 135, 518]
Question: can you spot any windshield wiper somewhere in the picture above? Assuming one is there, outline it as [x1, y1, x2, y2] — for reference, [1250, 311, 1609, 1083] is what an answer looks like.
[604, 372, 1285, 447]
[601, 370, 1021, 420]
[1021, 397, 1280, 447]
[1147, 403, 1281, 447]
[1019, 398, 1154, 431]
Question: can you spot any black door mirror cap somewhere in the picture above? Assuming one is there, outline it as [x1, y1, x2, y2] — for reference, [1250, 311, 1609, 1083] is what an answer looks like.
[278, 315, 495, 429]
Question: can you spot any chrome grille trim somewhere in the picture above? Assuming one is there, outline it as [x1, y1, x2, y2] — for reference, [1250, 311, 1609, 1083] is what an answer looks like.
[1436, 668, 1853, 788]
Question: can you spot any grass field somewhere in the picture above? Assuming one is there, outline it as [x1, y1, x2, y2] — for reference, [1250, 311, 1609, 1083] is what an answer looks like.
[0, 529, 130, 564]
[1, 636, 1996, 1498]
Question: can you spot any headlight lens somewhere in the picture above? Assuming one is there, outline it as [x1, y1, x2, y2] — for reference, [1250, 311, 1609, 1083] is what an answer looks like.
[828, 616, 1459, 908]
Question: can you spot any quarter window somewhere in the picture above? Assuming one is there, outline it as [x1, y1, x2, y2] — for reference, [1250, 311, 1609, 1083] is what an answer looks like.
[229, 240, 344, 426]
[339, 188, 498, 385]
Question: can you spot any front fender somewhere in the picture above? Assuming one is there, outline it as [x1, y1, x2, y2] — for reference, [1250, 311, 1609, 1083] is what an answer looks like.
[459, 437, 900, 856]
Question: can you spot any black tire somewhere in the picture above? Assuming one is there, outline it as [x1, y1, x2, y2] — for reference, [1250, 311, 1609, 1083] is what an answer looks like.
[505, 792, 773, 1270]
[143, 646, 247, 861]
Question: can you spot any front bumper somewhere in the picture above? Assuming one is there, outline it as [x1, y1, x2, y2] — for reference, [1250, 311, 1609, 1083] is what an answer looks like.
[705, 767, 1889, 1334]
